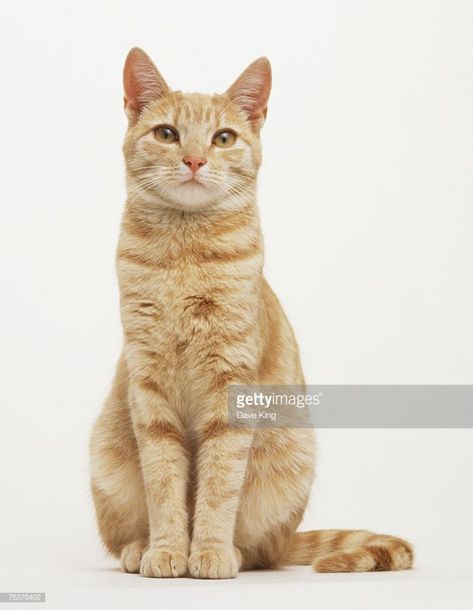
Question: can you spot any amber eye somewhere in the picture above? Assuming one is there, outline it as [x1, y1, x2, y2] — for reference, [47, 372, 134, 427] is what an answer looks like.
[154, 125, 179, 143]
[212, 129, 237, 148]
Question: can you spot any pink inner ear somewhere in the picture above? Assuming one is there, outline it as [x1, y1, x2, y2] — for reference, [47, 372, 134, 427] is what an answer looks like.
[123, 66, 143, 113]
[226, 57, 272, 125]
[123, 48, 170, 120]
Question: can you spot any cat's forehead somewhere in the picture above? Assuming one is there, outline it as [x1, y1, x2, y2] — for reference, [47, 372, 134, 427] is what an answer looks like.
[143, 91, 243, 129]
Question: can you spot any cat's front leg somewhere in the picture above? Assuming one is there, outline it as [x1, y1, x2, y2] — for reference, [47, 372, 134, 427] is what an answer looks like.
[129, 376, 189, 578]
[189, 398, 254, 579]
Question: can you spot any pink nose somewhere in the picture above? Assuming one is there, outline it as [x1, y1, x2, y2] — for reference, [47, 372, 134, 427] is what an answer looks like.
[183, 155, 207, 174]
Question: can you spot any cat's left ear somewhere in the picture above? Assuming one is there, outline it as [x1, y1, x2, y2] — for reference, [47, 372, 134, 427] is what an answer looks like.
[225, 57, 272, 129]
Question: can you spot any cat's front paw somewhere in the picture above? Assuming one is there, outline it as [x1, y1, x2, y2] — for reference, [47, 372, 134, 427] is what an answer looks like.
[188, 547, 241, 579]
[140, 548, 188, 578]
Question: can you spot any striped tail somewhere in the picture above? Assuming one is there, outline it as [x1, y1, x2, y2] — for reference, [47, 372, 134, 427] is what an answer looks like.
[283, 529, 413, 572]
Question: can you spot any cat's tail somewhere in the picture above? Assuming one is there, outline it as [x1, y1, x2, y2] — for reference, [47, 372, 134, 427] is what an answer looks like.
[282, 529, 413, 572]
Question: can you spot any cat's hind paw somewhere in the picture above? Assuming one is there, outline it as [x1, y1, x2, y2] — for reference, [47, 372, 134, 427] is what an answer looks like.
[120, 540, 147, 574]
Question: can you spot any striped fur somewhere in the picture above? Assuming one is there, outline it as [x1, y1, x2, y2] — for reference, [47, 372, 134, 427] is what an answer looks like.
[285, 530, 413, 572]
[89, 48, 413, 578]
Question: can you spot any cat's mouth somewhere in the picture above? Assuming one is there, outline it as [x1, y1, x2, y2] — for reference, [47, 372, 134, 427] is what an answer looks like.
[180, 176, 206, 186]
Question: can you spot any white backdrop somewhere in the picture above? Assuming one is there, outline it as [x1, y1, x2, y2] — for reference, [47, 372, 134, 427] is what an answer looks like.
[1, 1, 472, 608]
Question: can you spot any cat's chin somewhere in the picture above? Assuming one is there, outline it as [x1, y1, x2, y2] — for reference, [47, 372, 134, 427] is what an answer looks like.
[170, 181, 218, 210]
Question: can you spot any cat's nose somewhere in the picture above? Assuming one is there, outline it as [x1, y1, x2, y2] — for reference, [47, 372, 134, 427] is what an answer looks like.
[183, 155, 207, 174]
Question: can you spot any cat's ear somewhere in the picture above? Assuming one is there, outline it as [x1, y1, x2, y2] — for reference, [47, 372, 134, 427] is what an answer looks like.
[123, 48, 170, 124]
[225, 57, 272, 129]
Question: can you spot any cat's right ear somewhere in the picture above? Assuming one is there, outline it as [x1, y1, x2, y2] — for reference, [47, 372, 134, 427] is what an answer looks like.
[123, 48, 170, 124]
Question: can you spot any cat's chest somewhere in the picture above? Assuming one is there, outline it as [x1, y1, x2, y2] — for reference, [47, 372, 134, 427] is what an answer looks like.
[120, 266, 249, 348]
[117, 216, 263, 352]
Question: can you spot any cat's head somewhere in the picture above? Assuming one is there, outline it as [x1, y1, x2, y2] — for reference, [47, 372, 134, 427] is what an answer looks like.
[123, 48, 271, 211]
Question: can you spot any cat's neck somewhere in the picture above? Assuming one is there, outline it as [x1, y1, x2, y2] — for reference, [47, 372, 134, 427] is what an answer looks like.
[118, 193, 264, 277]
[122, 194, 261, 242]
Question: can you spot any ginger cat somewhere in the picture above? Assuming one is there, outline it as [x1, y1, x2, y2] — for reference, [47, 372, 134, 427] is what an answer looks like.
[89, 48, 413, 578]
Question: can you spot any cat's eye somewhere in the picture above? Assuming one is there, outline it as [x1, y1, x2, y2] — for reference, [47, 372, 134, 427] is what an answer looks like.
[154, 125, 179, 144]
[212, 129, 237, 148]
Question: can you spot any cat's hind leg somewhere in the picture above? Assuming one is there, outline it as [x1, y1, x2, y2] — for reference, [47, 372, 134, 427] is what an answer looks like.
[90, 356, 149, 572]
